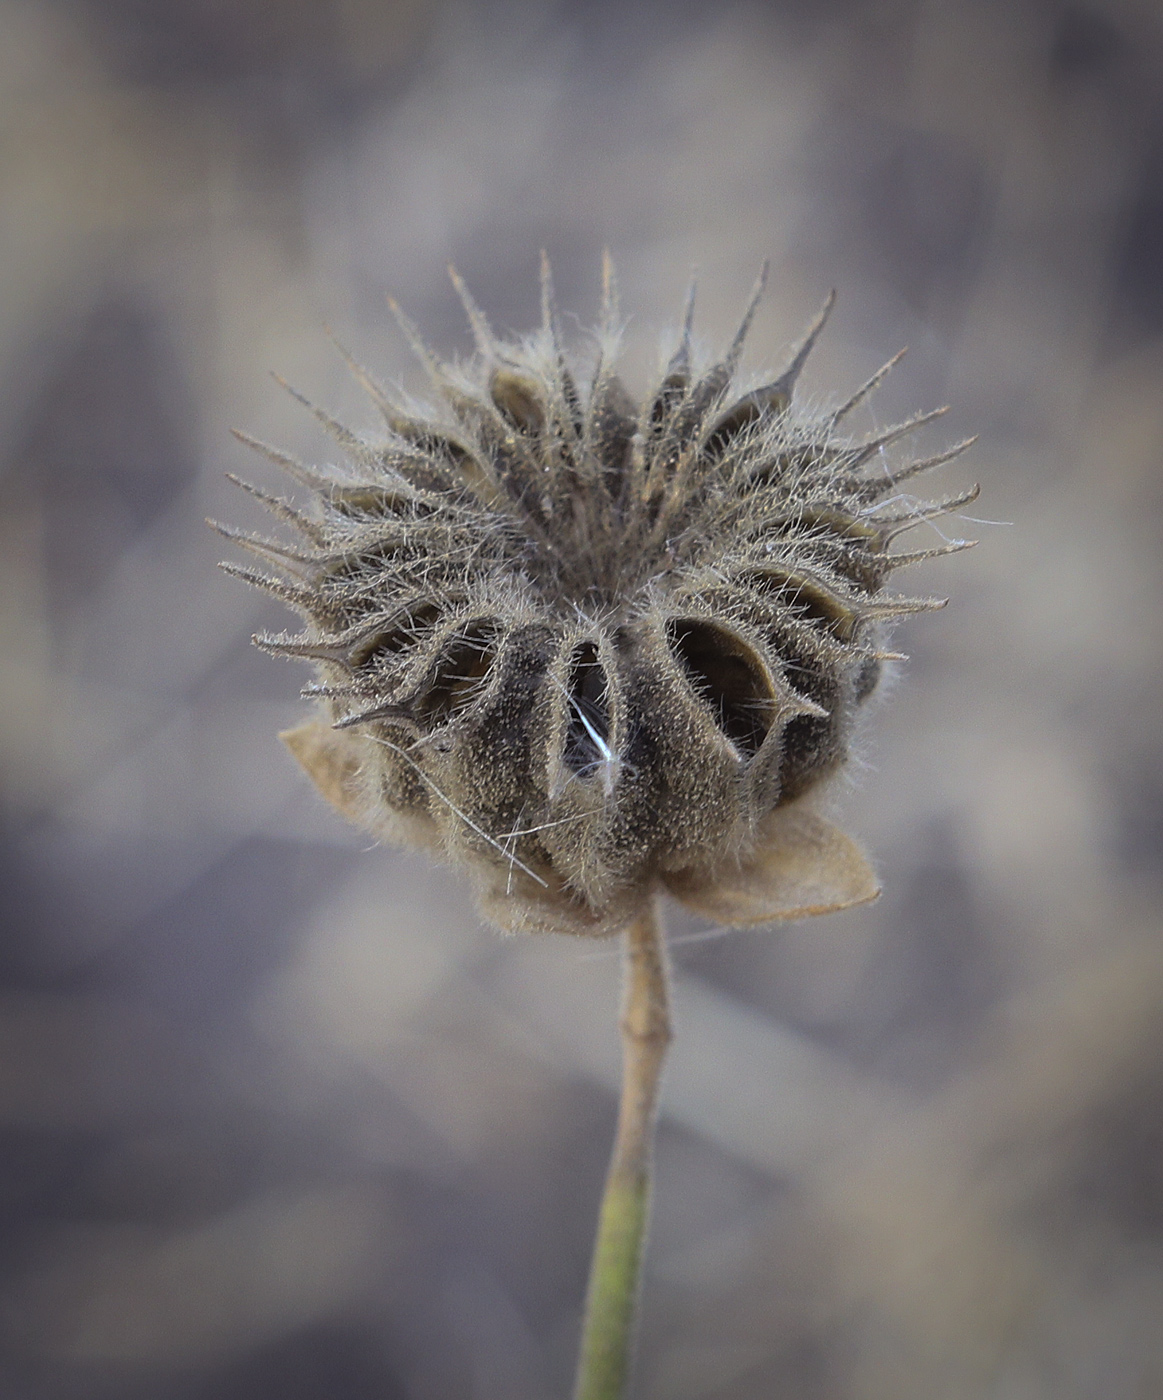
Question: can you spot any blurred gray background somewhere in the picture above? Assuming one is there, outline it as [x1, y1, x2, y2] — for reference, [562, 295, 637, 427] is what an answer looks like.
[2, 0, 1162, 1396]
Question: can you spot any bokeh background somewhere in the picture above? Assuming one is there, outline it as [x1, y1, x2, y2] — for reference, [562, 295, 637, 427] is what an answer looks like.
[2, 0, 1162, 1395]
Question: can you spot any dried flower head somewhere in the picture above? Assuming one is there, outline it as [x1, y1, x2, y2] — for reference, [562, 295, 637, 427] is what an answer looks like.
[219, 256, 976, 937]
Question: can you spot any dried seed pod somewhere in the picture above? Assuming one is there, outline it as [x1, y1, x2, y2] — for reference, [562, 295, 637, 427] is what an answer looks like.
[223, 259, 975, 937]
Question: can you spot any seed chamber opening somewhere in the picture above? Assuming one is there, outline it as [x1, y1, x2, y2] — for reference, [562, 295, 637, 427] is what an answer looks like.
[353, 601, 443, 667]
[701, 388, 786, 461]
[740, 568, 856, 640]
[490, 368, 545, 435]
[417, 621, 499, 727]
[561, 643, 614, 779]
[666, 619, 776, 760]
[329, 484, 426, 518]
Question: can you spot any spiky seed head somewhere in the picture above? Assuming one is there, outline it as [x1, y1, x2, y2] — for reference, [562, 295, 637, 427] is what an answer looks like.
[221, 259, 976, 937]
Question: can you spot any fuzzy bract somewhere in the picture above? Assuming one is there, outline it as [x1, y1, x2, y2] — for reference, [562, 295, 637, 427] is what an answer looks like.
[220, 256, 975, 936]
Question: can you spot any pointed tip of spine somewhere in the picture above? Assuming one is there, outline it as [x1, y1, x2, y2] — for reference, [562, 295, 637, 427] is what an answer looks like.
[229, 433, 335, 495]
[663, 273, 698, 383]
[870, 435, 980, 494]
[323, 325, 398, 422]
[448, 264, 497, 358]
[680, 272, 699, 352]
[537, 250, 580, 416]
[724, 260, 770, 373]
[682, 270, 699, 333]
[600, 247, 620, 334]
[268, 374, 365, 455]
[851, 404, 951, 466]
[229, 428, 260, 451]
[387, 293, 444, 383]
[877, 482, 983, 540]
[223, 469, 255, 494]
[771, 288, 837, 400]
[210, 519, 315, 573]
[833, 346, 907, 423]
[218, 561, 320, 613]
[332, 701, 421, 733]
[885, 538, 978, 570]
[539, 249, 555, 333]
[268, 370, 308, 407]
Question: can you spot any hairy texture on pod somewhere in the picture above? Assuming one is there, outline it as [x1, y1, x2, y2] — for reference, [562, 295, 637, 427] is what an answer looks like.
[219, 256, 976, 937]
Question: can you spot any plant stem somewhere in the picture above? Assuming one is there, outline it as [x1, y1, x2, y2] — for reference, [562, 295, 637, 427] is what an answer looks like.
[573, 897, 672, 1400]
